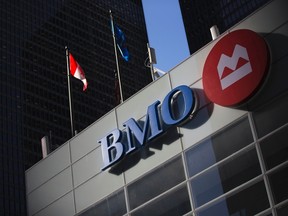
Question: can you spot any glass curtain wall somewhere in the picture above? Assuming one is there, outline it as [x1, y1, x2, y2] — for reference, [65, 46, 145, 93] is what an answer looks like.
[78, 92, 288, 216]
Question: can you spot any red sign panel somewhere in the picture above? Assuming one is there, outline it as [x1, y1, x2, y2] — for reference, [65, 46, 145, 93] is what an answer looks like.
[202, 29, 270, 106]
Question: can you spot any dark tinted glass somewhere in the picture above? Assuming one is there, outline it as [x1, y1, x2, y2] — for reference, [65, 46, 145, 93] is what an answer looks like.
[127, 156, 185, 210]
[179, 0, 270, 54]
[1, 0, 151, 215]
[186, 117, 253, 176]
[131, 185, 191, 216]
[191, 147, 261, 207]
[197, 181, 269, 216]
[260, 125, 288, 170]
[269, 166, 288, 204]
[277, 203, 288, 216]
[253, 93, 288, 138]
[80, 190, 126, 216]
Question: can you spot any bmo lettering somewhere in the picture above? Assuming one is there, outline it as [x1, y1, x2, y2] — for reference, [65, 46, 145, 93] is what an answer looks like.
[99, 85, 196, 170]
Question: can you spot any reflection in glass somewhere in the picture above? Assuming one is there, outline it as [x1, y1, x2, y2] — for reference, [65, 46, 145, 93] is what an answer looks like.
[260, 125, 288, 170]
[131, 185, 191, 216]
[196, 181, 269, 216]
[191, 148, 261, 207]
[269, 166, 288, 204]
[253, 93, 288, 138]
[277, 203, 288, 216]
[185, 117, 253, 177]
[127, 156, 185, 210]
[80, 190, 126, 216]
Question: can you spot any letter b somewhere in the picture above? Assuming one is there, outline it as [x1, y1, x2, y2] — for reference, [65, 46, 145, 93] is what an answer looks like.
[99, 129, 124, 170]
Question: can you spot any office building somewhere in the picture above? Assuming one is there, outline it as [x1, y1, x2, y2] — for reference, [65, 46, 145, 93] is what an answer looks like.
[179, 0, 271, 54]
[26, 0, 288, 215]
[0, 0, 150, 215]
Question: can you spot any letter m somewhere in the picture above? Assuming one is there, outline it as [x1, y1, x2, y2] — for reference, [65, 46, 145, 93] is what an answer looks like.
[123, 101, 163, 153]
[217, 44, 252, 90]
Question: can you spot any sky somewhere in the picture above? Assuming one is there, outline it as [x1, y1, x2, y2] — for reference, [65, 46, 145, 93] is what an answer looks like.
[142, 0, 190, 72]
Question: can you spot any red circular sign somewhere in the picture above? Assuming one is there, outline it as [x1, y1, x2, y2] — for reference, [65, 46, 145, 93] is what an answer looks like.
[202, 29, 270, 106]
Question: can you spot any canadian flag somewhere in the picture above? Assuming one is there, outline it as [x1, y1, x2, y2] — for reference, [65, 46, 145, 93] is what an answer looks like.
[69, 53, 88, 91]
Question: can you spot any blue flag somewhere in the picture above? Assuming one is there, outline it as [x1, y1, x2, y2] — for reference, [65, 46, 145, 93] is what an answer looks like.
[114, 24, 130, 62]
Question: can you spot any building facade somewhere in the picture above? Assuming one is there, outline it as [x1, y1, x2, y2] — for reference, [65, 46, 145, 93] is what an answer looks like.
[179, 0, 271, 54]
[26, 0, 288, 215]
[0, 0, 150, 215]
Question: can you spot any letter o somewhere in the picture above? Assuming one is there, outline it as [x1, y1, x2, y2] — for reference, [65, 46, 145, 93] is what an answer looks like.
[161, 85, 195, 126]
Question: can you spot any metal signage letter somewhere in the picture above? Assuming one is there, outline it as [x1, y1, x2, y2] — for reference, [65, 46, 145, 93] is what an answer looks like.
[99, 129, 124, 170]
[123, 100, 163, 151]
[99, 85, 197, 171]
[161, 85, 195, 126]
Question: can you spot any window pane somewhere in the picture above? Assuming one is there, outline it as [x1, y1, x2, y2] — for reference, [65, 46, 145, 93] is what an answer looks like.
[80, 190, 126, 216]
[253, 93, 288, 138]
[197, 181, 269, 216]
[277, 203, 288, 216]
[260, 125, 288, 170]
[186, 117, 253, 176]
[127, 156, 185, 210]
[269, 165, 288, 204]
[131, 185, 191, 216]
[191, 148, 261, 207]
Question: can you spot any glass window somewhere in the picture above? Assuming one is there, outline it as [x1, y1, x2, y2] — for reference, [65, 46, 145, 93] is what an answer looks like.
[196, 181, 269, 216]
[131, 184, 191, 216]
[261, 213, 273, 216]
[191, 147, 261, 207]
[253, 93, 288, 138]
[277, 202, 288, 216]
[127, 156, 185, 210]
[269, 165, 288, 204]
[260, 125, 288, 170]
[185, 117, 253, 176]
[80, 189, 126, 216]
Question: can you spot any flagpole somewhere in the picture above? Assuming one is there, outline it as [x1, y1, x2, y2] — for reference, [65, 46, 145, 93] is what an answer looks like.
[110, 10, 124, 103]
[65, 46, 75, 137]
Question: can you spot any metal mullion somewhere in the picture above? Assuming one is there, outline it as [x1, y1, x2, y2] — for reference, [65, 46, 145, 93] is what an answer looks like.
[182, 150, 196, 214]
[265, 160, 288, 176]
[248, 111, 277, 215]
[123, 172, 131, 215]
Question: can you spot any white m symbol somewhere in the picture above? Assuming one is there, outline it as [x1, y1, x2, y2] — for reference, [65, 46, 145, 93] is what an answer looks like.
[217, 44, 252, 90]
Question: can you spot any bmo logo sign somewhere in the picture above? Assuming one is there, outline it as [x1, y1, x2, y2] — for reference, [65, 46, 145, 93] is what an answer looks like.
[203, 29, 270, 106]
[99, 85, 196, 170]
[99, 29, 270, 171]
